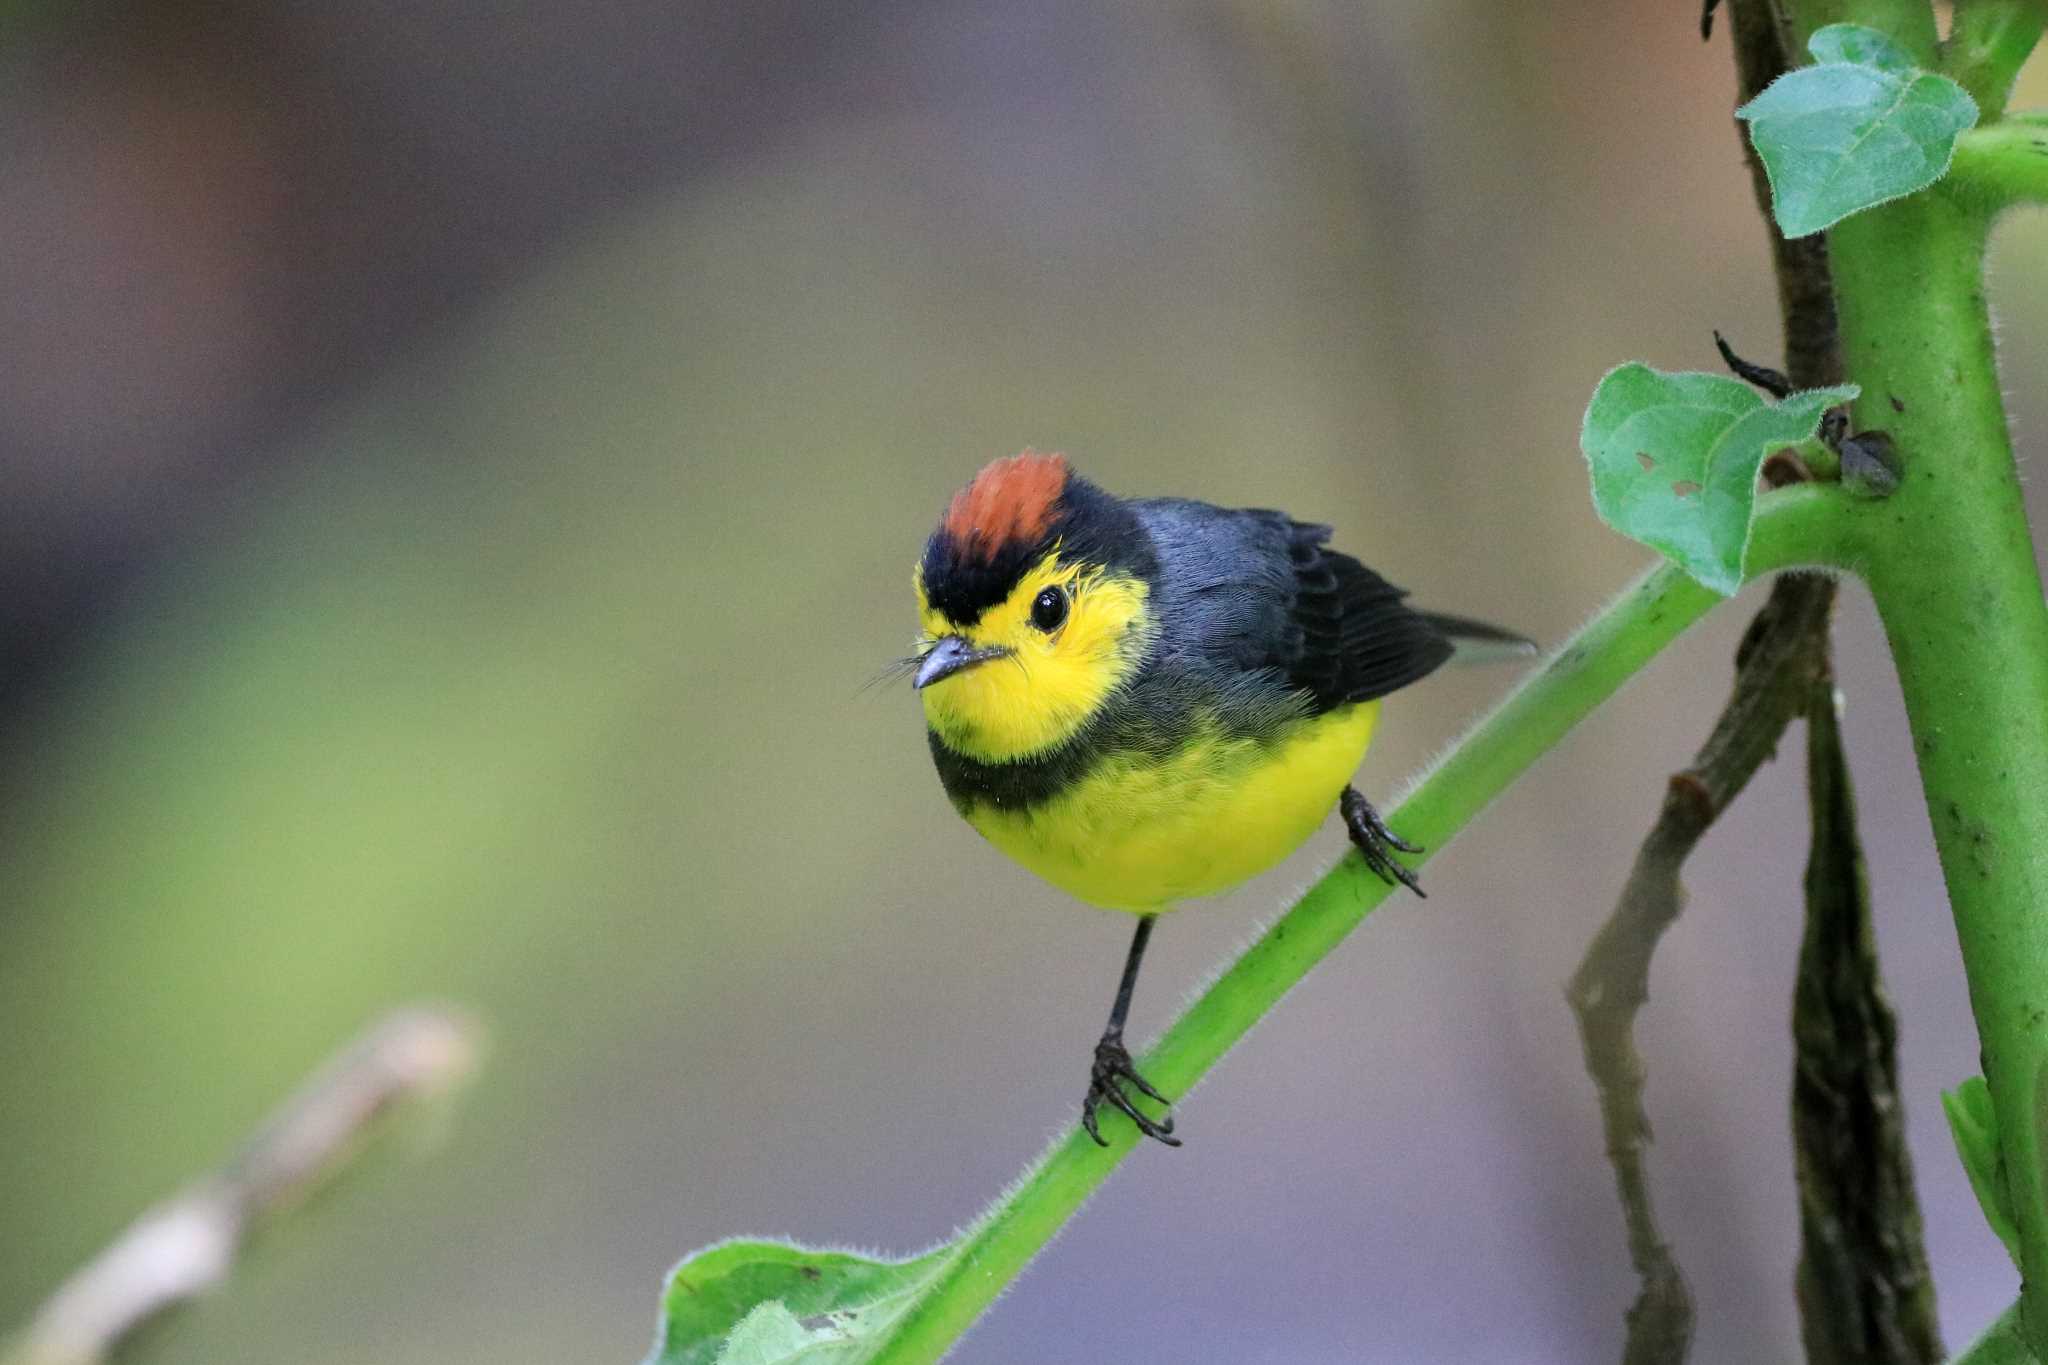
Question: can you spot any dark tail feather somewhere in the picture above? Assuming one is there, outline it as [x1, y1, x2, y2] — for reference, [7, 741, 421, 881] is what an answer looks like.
[1418, 611, 1538, 666]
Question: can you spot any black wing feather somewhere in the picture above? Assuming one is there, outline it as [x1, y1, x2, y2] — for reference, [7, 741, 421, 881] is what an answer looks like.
[1131, 500, 1460, 721]
[1280, 520, 1453, 711]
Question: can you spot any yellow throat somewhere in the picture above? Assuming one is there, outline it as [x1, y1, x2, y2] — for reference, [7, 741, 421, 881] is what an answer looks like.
[916, 550, 1382, 912]
[916, 552, 1153, 762]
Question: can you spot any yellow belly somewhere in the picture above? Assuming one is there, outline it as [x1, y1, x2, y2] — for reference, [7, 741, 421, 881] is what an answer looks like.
[966, 701, 1380, 912]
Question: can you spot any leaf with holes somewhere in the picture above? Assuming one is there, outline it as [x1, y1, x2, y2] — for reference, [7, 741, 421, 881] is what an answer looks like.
[1738, 23, 1978, 238]
[1581, 365, 1856, 593]
[1944, 1076, 2021, 1267]
[644, 1239, 952, 1365]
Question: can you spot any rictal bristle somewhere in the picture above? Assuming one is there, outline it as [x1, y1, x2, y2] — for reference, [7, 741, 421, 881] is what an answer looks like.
[943, 450, 1069, 558]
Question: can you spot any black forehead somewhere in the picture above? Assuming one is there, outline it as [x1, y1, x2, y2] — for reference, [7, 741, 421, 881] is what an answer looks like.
[919, 531, 1043, 626]
[919, 476, 1154, 626]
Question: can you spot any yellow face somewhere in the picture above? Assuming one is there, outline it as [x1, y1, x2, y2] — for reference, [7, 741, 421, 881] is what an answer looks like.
[915, 551, 1154, 762]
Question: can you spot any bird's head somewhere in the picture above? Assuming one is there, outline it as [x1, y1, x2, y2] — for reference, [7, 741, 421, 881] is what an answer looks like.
[912, 452, 1158, 762]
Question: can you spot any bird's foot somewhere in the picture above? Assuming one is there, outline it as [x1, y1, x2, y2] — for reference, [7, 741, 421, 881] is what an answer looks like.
[1341, 786, 1426, 898]
[1081, 1033, 1181, 1147]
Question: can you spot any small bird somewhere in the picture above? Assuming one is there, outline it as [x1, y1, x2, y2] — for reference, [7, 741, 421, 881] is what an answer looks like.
[909, 451, 1531, 1146]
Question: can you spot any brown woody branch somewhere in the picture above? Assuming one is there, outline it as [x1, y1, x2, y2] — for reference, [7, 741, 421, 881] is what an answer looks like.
[1566, 572, 1835, 1362]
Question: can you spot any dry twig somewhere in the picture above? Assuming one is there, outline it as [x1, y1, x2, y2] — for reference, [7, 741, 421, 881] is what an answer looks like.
[1566, 576, 1835, 1362]
[6, 1007, 479, 1365]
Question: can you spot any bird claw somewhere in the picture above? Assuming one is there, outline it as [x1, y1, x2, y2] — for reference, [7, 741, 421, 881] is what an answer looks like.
[1341, 787, 1426, 898]
[1081, 1035, 1181, 1147]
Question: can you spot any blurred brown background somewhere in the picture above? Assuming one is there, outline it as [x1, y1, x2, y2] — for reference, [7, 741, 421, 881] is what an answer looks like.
[4, 2, 2046, 1361]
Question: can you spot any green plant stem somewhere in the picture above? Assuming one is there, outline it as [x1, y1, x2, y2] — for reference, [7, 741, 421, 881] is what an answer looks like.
[1789, 0, 1940, 60]
[1825, 184, 2048, 1356]
[1947, 122, 2048, 208]
[1944, 0, 2048, 120]
[873, 492, 1844, 1363]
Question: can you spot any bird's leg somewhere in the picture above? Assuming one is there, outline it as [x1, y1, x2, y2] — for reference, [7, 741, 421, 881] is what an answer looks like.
[1341, 786, 1426, 898]
[1081, 914, 1181, 1148]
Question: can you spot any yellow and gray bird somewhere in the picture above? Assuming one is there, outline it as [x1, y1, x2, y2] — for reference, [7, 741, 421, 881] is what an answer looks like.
[909, 451, 1529, 1145]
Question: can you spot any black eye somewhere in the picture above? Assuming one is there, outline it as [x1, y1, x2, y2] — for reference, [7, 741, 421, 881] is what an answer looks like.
[1030, 585, 1069, 632]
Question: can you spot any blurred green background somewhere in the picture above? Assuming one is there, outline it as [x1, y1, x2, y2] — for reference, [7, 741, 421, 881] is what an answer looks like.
[4, 3, 2047, 1361]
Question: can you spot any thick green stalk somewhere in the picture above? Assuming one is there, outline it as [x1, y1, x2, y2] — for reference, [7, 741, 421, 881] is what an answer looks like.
[874, 493, 1845, 1363]
[1944, 0, 2048, 120]
[1825, 186, 2048, 1354]
[1947, 122, 2048, 208]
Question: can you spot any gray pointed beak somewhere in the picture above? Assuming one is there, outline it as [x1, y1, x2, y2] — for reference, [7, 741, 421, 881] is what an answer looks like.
[914, 636, 1010, 689]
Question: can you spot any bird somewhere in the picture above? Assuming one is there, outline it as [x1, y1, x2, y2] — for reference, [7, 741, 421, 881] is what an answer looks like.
[907, 450, 1532, 1146]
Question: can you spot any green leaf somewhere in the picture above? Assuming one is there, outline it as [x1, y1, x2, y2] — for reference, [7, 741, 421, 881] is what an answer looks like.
[1737, 23, 1979, 237]
[1806, 23, 1916, 72]
[1944, 1076, 2022, 1266]
[644, 1238, 951, 1365]
[1581, 365, 1856, 594]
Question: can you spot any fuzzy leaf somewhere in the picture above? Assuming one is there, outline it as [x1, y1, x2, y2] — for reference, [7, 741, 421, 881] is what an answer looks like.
[1738, 23, 1978, 237]
[1806, 23, 1916, 72]
[644, 1239, 951, 1365]
[1944, 1076, 2022, 1266]
[1581, 365, 1856, 593]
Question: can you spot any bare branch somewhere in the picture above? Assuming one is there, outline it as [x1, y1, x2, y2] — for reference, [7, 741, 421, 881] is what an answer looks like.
[1567, 575, 1835, 1362]
[6, 1007, 480, 1365]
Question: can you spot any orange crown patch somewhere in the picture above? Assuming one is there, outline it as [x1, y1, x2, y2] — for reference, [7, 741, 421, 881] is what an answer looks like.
[942, 450, 1070, 558]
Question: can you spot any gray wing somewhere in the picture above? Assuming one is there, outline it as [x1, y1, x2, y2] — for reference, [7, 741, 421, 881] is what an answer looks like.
[1132, 499, 1464, 716]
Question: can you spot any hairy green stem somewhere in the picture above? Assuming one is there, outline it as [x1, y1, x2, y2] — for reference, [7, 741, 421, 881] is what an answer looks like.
[1944, 0, 2047, 120]
[873, 494, 1842, 1362]
[1825, 183, 2048, 1354]
[1947, 122, 2048, 208]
